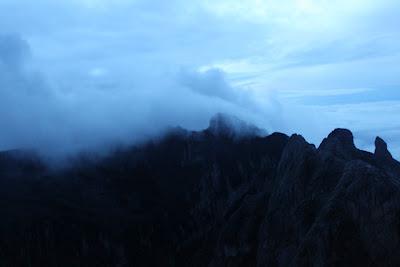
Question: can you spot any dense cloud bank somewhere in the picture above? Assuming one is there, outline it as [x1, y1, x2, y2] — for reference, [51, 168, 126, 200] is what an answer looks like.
[0, 35, 273, 158]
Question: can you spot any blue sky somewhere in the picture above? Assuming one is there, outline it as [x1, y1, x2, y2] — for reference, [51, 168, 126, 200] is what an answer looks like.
[0, 0, 399, 158]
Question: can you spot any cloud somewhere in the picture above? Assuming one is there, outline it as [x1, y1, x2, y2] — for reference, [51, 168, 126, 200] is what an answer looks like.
[0, 0, 399, 159]
[181, 69, 234, 100]
[0, 35, 60, 152]
[0, 35, 270, 159]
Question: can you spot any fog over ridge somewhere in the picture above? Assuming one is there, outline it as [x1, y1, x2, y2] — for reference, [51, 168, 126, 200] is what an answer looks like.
[0, 34, 277, 158]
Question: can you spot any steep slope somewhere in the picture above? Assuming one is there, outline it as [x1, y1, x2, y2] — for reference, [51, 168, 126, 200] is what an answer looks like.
[0, 115, 399, 266]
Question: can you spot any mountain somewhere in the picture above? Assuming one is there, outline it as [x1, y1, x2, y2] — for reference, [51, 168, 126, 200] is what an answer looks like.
[1, 115, 400, 266]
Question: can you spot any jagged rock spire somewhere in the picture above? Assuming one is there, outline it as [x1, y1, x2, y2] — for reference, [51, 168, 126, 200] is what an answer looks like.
[375, 136, 393, 160]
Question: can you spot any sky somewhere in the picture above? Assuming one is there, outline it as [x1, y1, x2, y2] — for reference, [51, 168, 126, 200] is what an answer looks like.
[0, 0, 399, 158]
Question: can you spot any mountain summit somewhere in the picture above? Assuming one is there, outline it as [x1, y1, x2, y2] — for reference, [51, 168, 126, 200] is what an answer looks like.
[0, 119, 400, 266]
[207, 113, 267, 138]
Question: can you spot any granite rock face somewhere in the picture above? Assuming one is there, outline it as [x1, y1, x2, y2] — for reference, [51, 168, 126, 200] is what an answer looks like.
[1, 117, 400, 266]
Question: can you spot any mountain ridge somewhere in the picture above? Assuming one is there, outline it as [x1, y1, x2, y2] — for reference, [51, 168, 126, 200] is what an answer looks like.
[0, 116, 400, 266]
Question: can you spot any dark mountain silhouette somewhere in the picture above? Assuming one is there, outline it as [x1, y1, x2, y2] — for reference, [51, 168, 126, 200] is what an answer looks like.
[1, 114, 400, 266]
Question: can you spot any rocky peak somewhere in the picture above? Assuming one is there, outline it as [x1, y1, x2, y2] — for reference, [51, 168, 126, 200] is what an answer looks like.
[276, 134, 316, 177]
[318, 128, 356, 159]
[207, 113, 266, 138]
[327, 128, 355, 148]
[375, 136, 393, 160]
[373, 136, 400, 177]
[284, 134, 311, 153]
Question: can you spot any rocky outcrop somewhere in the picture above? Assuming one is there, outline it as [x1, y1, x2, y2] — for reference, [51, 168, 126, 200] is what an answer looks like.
[0, 121, 399, 267]
[375, 136, 400, 177]
[207, 113, 267, 139]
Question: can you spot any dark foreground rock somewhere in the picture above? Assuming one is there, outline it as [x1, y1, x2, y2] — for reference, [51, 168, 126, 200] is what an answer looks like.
[1, 116, 400, 266]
